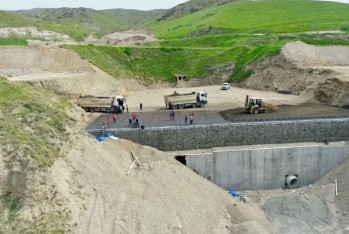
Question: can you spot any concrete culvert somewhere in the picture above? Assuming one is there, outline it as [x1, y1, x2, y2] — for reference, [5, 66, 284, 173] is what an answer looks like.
[286, 175, 299, 188]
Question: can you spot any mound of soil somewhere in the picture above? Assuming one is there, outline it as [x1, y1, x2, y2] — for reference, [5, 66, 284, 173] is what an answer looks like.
[220, 103, 349, 121]
[97, 30, 158, 46]
[53, 136, 269, 234]
[0, 46, 145, 98]
[238, 41, 349, 106]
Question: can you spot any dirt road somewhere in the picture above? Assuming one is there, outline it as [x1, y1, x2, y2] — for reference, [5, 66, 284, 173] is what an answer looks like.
[125, 85, 306, 111]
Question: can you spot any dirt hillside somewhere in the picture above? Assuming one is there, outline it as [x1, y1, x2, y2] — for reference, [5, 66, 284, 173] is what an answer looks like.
[96, 30, 158, 46]
[0, 27, 73, 42]
[0, 46, 143, 98]
[239, 41, 349, 106]
[50, 136, 270, 234]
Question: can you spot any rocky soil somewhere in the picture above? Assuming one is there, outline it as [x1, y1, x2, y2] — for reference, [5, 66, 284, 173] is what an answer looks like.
[92, 30, 158, 46]
[0, 27, 73, 42]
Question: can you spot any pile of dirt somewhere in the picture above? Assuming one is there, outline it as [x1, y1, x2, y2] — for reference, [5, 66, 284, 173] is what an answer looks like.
[96, 30, 158, 46]
[0, 27, 73, 42]
[239, 41, 349, 106]
[0, 46, 146, 98]
[51, 136, 270, 234]
[0, 46, 92, 74]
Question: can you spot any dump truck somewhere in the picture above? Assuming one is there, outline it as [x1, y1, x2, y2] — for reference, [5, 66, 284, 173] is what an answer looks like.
[245, 95, 276, 114]
[164, 91, 208, 109]
[77, 95, 126, 113]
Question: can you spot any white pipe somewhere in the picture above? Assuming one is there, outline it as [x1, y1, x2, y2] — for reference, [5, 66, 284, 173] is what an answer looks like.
[127, 159, 136, 175]
[286, 175, 299, 188]
[335, 179, 338, 197]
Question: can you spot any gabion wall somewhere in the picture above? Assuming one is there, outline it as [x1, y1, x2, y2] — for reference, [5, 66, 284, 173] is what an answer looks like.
[89, 119, 349, 151]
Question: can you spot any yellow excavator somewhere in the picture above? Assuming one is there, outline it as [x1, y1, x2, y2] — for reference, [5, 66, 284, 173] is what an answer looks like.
[245, 95, 276, 114]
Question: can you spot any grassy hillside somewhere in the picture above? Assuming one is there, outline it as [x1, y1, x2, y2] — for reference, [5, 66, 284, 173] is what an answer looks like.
[65, 44, 227, 81]
[150, 0, 349, 39]
[156, 0, 235, 22]
[0, 77, 75, 232]
[0, 77, 74, 167]
[0, 10, 34, 27]
[64, 36, 285, 82]
[66, 31, 349, 82]
[101, 8, 165, 27]
[13, 8, 166, 40]
[0, 37, 28, 46]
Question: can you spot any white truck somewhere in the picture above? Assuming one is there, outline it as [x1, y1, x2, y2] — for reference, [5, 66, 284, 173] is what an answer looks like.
[77, 95, 126, 113]
[164, 91, 208, 109]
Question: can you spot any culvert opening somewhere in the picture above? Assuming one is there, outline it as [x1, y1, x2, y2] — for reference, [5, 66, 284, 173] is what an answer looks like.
[285, 174, 299, 188]
[175, 155, 186, 166]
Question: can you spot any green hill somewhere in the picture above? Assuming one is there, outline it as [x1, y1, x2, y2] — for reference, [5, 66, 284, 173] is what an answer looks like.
[100, 8, 165, 27]
[0, 10, 34, 27]
[150, 0, 349, 39]
[156, 0, 235, 22]
[13, 8, 166, 40]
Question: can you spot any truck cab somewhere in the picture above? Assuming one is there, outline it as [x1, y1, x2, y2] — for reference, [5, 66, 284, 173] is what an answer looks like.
[197, 91, 208, 104]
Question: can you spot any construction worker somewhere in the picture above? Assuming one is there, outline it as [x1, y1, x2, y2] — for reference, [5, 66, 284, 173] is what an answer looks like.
[112, 113, 116, 123]
[135, 118, 139, 128]
[128, 117, 133, 127]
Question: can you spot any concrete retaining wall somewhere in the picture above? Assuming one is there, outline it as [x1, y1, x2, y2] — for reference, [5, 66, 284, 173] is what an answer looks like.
[184, 145, 349, 190]
[89, 118, 349, 151]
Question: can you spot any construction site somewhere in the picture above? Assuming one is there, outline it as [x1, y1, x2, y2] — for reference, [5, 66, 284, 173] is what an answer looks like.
[2, 29, 349, 233]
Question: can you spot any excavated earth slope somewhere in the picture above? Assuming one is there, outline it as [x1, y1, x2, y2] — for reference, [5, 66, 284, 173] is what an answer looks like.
[240, 41, 349, 106]
[0, 46, 130, 97]
[53, 136, 270, 234]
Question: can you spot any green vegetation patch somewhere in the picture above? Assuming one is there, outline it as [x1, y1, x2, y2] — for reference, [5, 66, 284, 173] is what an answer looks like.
[0, 77, 74, 167]
[0, 193, 22, 222]
[65, 44, 242, 81]
[151, 0, 349, 39]
[0, 10, 33, 27]
[0, 37, 28, 46]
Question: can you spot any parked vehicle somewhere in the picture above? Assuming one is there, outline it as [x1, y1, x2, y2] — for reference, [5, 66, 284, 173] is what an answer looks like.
[77, 95, 126, 113]
[221, 83, 230, 90]
[164, 91, 208, 109]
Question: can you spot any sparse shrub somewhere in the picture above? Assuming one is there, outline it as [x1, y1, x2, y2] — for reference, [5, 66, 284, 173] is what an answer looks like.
[123, 47, 132, 56]
[1, 193, 22, 222]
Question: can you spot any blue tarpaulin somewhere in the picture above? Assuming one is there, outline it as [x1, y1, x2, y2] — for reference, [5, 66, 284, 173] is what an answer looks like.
[95, 133, 117, 142]
[228, 191, 241, 198]
[105, 133, 114, 137]
[95, 136, 106, 142]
